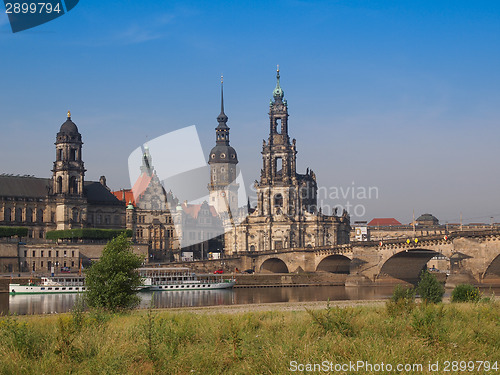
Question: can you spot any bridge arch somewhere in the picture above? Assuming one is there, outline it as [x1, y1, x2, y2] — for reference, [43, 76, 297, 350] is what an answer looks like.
[484, 254, 500, 278]
[316, 255, 351, 274]
[260, 258, 289, 273]
[379, 248, 439, 284]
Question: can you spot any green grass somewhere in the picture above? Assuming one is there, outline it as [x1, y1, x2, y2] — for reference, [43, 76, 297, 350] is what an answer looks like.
[0, 300, 499, 374]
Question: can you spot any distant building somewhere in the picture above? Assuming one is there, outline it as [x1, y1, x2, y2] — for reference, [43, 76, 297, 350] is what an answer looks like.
[416, 213, 439, 226]
[367, 218, 402, 227]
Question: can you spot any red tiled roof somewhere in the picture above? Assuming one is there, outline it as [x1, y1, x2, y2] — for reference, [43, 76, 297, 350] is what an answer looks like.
[181, 202, 218, 219]
[368, 218, 402, 226]
[111, 172, 153, 207]
[112, 189, 135, 205]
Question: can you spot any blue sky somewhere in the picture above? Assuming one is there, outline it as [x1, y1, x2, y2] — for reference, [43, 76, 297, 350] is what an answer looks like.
[1, 0, 499, 224]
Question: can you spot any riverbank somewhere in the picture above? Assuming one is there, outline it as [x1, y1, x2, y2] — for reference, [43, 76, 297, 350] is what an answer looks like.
[1, 299, 498, 374]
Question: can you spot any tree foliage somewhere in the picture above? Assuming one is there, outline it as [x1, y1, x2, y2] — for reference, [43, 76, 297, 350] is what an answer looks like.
[85, 234, 143, 310]
[417, 269, 445, 304]
[0, 227, 28, 238]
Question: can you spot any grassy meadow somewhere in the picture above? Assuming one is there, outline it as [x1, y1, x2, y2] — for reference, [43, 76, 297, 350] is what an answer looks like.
[0, 300, 499, 374]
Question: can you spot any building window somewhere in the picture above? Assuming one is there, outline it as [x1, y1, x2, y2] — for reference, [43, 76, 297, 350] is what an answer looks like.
[70, 148, 76, 161]
[4, 207, 11, 222]
[15, 208, 22, 222]
[48, 250, 51, 257]
[57, 176, 63, 194]
[72, 207, 79, 223]
[56, 251, 59, 257]
[41, 251, 44, 257]
[72, 251, 75, 257]
[41, 261, 44, 268]
[24, 250, 27, 257]
[37, 209, 44, 223]
[32, 251, 36, 257]
[39, 230, 44, 239]
[26, 208, 33, 222]
[57, 148, 63, 161]
[71, 261, 74, 267]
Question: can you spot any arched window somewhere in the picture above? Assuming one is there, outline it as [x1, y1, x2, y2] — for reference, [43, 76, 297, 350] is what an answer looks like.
[37, 209, 44, 223]
[274, 194, 283, 208]
[70, 148, 76, 161]
[57, 176, 62, 193]
[4, 208, 11, 222]
[57, 148, 63, 161]
[26, 208, 33, 223]
[15, 207, 22, 222]
[69, 177, 78, 194]
[72, 207, 79, 223]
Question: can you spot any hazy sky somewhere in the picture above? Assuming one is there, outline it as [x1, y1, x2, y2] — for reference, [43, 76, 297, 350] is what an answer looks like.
[1, 1, 499, 224]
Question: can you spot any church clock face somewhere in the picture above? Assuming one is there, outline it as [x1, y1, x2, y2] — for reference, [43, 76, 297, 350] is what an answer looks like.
[221, 191, 226, 197]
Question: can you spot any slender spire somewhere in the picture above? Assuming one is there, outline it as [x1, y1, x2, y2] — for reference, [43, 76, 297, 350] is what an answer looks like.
[220, 75, 225, 115]
[217, 75, 228, 125]
[272, 65, 284, 100]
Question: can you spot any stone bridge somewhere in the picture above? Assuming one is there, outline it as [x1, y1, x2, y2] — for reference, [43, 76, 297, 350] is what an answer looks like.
[237, 230, 500, 286]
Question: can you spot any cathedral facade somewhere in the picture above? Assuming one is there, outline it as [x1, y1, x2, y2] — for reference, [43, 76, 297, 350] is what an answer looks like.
[211, 69, 351, 255]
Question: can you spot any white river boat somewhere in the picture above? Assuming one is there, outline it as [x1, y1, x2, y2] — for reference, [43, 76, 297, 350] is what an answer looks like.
[9, 275, 86, 295]
[138, 267, 236, 291]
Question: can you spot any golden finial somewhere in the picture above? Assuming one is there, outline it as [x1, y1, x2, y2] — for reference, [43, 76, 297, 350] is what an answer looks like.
[221, 75, 223, 83]
[67, 110, 71, 118]
[277, 64, 280, 72]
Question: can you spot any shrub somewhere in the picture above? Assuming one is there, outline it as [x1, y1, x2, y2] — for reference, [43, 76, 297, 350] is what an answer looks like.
[386, 285, 415, 316]
[417, 269, 444, 304]
[0, 226, 28, 238]
[307, 301, 356, 337]
[451, 284, 481, 303]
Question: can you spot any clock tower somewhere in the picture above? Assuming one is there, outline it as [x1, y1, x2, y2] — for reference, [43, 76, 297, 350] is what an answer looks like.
[208, 77, 239, 216]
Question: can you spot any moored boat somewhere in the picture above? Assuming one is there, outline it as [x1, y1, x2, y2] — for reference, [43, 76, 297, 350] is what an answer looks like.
[9, 275, 86, 295]
[138, 267, 235, 291]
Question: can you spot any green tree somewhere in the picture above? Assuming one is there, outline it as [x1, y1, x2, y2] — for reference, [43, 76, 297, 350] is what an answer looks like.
[417, 269, 445, 304]
[85, 234, 143, 310]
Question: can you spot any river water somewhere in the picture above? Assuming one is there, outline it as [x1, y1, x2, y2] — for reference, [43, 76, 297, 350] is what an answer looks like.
[2, 286, 396, 315]
[2, 286, 498, 315]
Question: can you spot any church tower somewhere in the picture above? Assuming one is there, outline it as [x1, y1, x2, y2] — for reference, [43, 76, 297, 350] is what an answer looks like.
[208, 77, 239, 215]
[257, 66, 317, 217]
[52, 111, 87, 229]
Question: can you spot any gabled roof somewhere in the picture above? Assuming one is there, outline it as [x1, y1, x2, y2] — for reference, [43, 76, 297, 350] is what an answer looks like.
[131, 172, 152, 202]
[181, 202, 218, 219]
[368, 218, 402, 226]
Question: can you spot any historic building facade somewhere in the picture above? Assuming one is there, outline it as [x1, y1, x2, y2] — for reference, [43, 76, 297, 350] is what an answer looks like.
[220, 69, 351, 255]
[0, 112, 127, 272]
[114, 69, 351, 260]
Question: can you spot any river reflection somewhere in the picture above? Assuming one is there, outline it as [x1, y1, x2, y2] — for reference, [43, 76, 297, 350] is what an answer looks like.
[3, 285, 498, 315]
[3, 286, 398, 315]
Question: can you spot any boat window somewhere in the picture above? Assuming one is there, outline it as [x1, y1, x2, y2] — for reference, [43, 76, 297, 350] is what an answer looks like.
[69, 288, 73, 290]
[41, 287, 45, 290]
[48, 288, 52, 290]
[55, 288, 59, 290]
[62, 288, 66, 290]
